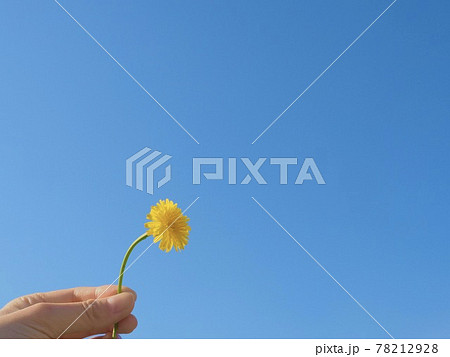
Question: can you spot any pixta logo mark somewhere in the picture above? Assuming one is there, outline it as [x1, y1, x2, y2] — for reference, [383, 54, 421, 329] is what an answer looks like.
[126, 147, 172, 194]
[193, 158, 325, 185]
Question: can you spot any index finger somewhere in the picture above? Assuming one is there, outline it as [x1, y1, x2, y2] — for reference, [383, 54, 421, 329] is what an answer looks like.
[1, 285, 137, 315]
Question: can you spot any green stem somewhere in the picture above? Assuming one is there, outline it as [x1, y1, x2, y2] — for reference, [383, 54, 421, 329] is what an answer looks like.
[112, 232, 149, 339]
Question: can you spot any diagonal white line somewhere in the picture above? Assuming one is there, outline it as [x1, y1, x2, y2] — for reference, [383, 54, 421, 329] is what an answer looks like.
[252, 0, 398, 144]
[53, 0, 200, 145]
[56, 196, 200, 338]
[251, 196, 394, 339]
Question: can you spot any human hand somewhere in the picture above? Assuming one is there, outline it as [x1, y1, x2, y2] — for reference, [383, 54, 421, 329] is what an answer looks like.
[0, 285, 137, 339]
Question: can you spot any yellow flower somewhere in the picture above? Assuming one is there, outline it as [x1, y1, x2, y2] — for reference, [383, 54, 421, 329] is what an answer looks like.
[145, 199, 191, 252]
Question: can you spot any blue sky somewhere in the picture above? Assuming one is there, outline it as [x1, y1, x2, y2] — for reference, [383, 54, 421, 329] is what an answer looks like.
[1, 0, 449, 338]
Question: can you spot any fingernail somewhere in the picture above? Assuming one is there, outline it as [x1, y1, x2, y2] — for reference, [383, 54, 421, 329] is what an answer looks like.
[106, 292, 134, 313]
[128, 290, 137, 302]
[120, 286, 137, 301]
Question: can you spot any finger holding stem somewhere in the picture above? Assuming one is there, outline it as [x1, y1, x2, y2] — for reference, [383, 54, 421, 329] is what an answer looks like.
[112, 233, 148, 339]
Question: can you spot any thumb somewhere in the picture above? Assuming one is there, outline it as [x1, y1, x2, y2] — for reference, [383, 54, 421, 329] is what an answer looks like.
[23, 292, 136, 338]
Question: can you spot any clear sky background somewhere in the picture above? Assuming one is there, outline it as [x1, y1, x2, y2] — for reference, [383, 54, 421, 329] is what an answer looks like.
[1, 0, 449, 338]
